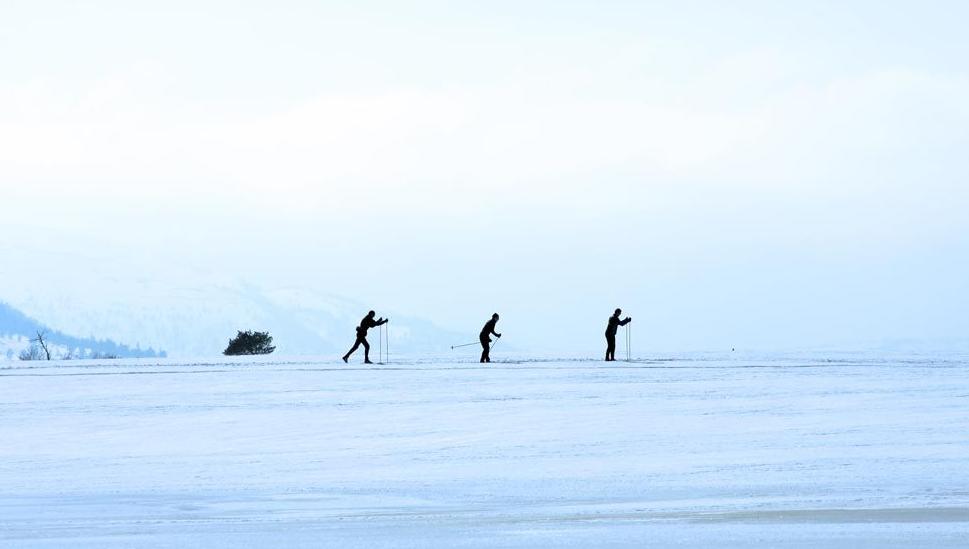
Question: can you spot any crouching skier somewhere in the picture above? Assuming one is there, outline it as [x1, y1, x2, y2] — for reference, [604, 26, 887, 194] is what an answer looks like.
[480, 313, 502, 363]
[605, 308, 631, 361]
[343, 310, 388, 364]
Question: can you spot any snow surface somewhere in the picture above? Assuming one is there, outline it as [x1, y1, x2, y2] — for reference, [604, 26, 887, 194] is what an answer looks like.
[2, 353, 968, 547]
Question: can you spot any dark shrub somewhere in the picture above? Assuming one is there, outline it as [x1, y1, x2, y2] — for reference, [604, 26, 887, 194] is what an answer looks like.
[224, 330, 276, 355]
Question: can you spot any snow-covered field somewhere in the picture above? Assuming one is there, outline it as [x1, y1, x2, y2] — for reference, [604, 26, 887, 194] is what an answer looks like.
[2, 353, 968, 547]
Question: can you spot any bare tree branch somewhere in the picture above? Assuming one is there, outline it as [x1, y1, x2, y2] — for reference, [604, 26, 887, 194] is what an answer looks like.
[31, 330, 51, 360]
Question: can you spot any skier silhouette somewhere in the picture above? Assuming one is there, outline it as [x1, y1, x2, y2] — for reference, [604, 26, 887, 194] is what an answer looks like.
[605, 308, 631, 361]
[343, 310, 388, 364]
[479, 313, 501, 363]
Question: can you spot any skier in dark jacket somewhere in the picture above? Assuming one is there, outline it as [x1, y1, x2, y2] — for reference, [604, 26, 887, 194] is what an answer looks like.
[343, 310, 388, 364]
[479, 313, 501, 363]
[605, 308, 631, 361]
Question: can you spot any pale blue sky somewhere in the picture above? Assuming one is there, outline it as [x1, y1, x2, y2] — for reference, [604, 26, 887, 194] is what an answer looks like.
[2, 1, 968, 351]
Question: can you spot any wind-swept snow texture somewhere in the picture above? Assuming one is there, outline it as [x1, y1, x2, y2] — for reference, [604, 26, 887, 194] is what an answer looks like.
[2, 353, 968, 547]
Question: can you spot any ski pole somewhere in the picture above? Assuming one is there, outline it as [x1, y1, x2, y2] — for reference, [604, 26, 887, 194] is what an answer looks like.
[450, 341, 479, 349]
[625, 323, 630, 362]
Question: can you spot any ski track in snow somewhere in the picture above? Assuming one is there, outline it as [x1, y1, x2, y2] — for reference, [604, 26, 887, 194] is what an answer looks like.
[1, 354, 968, 547]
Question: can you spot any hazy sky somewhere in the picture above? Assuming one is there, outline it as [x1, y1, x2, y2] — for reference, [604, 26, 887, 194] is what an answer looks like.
[2, 1, 968, 352]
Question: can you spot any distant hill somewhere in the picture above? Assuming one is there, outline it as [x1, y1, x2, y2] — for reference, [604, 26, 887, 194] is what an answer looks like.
[1, 281, 462, 358]
[0, 246, 464, 358]
[0, 301, 166, 360]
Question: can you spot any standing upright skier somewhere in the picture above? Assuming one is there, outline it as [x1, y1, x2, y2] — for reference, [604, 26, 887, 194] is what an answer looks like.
[343, 310, 388, 364]
[605, 308, 632, 361]
[479, 313, 501, 363]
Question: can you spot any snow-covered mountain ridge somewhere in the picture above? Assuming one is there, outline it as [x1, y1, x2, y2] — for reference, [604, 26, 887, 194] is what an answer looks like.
[0, 301, 164, 360]
[1, 275, 460, 358]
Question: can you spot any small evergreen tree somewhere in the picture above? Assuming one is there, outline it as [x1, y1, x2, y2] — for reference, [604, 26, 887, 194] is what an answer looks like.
[224, 330, 276, 355]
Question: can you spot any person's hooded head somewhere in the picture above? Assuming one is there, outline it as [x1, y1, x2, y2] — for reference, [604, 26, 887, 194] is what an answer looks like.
[368, 310, 376, 318]
[614, 308, 622, 317]
[492, 313, 499, 321]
